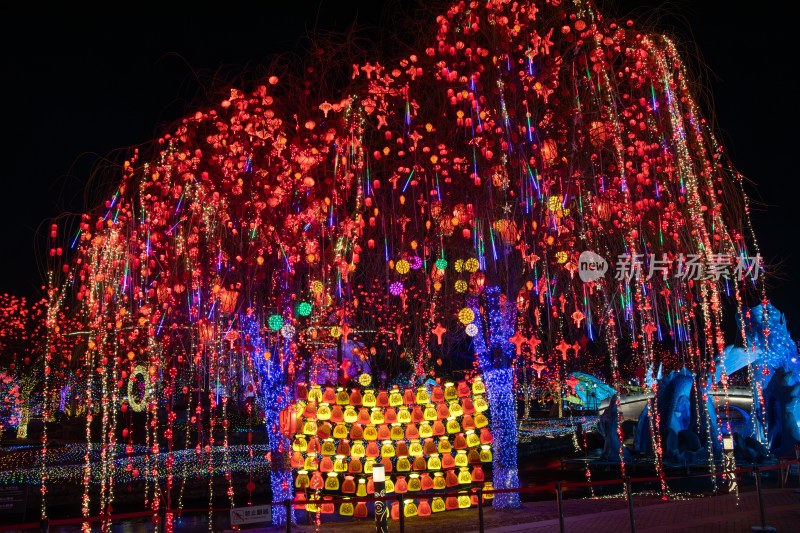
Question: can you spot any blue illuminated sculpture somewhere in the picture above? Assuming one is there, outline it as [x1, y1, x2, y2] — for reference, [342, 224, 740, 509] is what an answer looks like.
[763, 367, 800, 457]
[597, 395, 631, 462]
[568, 372, 615, 411]
[716, 303, 800, 457]
[634, 368, 717, 462]
[470, 287, 520, 509]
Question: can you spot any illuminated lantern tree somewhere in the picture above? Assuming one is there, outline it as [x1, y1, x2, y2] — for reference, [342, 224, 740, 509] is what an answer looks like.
[42, 85, 360, 525]
[334, 0, 763, 504]
[36, 0, 764, 520]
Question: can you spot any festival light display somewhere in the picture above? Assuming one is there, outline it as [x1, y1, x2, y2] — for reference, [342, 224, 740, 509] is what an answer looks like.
[286, 380, 493, 517]
[0, 0, 768, 526]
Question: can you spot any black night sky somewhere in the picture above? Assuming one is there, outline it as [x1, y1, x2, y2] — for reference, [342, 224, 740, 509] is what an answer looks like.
[3, 1, 799, 326]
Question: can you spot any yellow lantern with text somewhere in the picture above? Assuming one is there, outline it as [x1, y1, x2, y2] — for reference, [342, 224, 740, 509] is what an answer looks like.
[324, 473, 339, 491]
[362, 390, 376, 407]
[446, 418, 461, 434]
[397, 457, 411, 472]
[363, 426, 378, 441]
[293, 435, 307, 452]
[390, 424, 405, 440]
[339, 501, 354, 516]
[295, 470, 309, 489]
[480, 445, 493, 462]
[351, 441, 365, 458]
[474, 396, 488, 412]
[419, 422, 433, 438]
[416, 387, 430, 404]
[455, 450, 468, 467]
[432, 497, 446, 513]
[332, 424, 347, 439]
[321, 439, 335, 456]
[381, 441, 395, 458]
[397, 408, 411, 424]
[389, 388, 403, 407]
[409, 441, 423, 457]
[336, 389, 349, 405]
[317, 404, 331, 421]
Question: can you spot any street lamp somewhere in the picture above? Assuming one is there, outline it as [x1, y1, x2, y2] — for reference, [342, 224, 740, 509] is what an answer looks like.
[373, 463, 388, 533]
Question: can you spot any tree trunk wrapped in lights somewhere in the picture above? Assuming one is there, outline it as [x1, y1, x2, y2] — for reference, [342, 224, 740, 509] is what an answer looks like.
[249, 318, 296, 527]
[470, 287, 520, 509]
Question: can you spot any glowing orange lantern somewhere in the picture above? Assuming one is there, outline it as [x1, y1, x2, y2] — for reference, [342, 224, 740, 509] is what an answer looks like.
[218, 288, 238, 314]
[541, 138, 558, 163]
[279, 407, 298, 436]
[588, 120, 608, 146]
[418, 499, 432, 516]
[469, 271, 486, 295]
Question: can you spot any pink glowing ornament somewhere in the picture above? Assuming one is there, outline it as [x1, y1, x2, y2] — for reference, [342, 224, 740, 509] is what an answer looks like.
[389, 281, 404, 295]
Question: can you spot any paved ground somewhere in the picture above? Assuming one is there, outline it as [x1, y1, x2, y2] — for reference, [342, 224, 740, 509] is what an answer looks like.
[258, 489, 800, 533]
[473, 489, 800, 532]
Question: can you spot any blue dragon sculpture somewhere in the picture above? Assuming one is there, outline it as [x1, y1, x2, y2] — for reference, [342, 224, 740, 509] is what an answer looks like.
[597, 394, 632, 462]
[634, 303, 800, 462]
[634, 367, 718, 463]
[716, 303, 800, 457]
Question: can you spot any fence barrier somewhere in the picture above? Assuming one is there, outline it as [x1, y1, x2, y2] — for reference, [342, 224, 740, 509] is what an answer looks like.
[3, 455, 798, 533]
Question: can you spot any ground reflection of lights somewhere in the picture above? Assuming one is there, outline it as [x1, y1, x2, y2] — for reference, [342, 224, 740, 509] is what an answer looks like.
[517, 416, 599, 440]
[0, 444, 271, 485]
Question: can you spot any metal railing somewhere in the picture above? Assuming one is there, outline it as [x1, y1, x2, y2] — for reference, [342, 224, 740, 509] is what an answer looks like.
[4, 450, 798, 533]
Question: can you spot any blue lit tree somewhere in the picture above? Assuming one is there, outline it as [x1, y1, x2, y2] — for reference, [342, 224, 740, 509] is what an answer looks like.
[469, 287, 520, 509]
[245, 317, 295, 526]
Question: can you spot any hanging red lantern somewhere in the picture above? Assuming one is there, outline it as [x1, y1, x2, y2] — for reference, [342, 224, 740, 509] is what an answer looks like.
[469, 271, 486, 295]
[354, 502, 368, 517]
[218, 288, 238, 314]
[156, 285, 170, 304]
[493, 219, 518, 245]
[516, 289, 530, 311]
[279, 407, 298, 436]
[198, 320, 213, 343]
[541, 138, 558, 163]
[588, 120, 608, 146]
